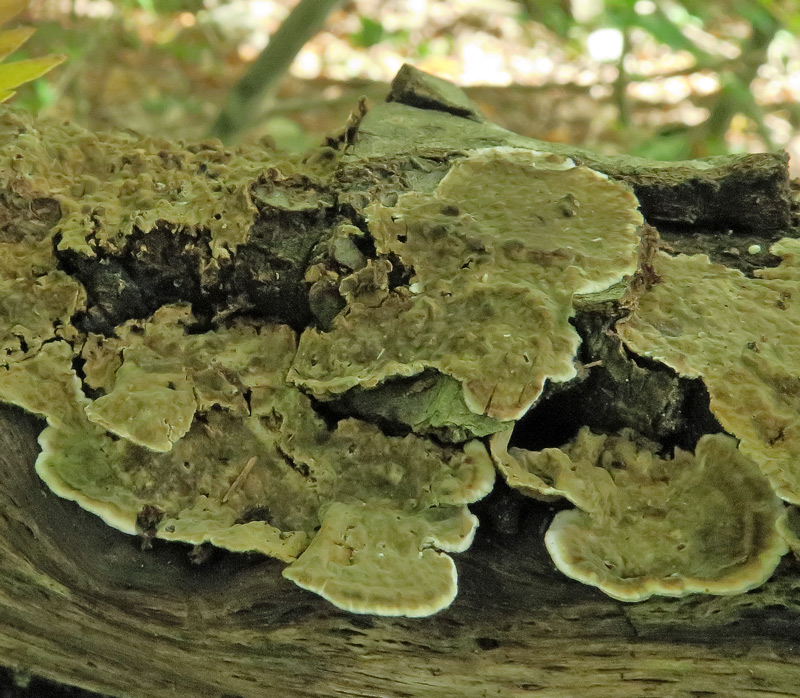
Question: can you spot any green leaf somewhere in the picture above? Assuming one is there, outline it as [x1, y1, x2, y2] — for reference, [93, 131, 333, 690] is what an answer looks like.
[0, 0, 26, 27]
[0, 54, 66, 92]
[0, 26, 34, 61]
[351, 16, 384, 48]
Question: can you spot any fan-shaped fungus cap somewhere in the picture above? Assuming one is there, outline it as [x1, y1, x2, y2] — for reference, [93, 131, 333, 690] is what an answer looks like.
[33, 314, 493, 611]
[489, 427, 616, 510]
[290, 147, 642, 421]
[616, 238, 800, 503]
[502, 428, 787, 601]
[80, 304, 297, 451]
[0, 339, 89, 428]
[284, 502, 478, 616]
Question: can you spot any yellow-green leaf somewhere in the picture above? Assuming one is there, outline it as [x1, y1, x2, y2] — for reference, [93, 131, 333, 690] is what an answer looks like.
[0, 25, 34, 61]
[0, 54, 65, 92]
[0, 88, 14, 102]
[0, 0, 27, 27]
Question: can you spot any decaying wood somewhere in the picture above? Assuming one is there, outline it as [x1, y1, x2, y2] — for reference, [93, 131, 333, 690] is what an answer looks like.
[2, 66, 800, 697]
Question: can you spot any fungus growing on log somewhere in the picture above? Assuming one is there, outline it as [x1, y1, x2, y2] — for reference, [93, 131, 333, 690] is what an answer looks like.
[0, 107, 503, 616]
[1, 84, 797, 623]
[15, 308, 495, 613]
[493, 427, 787, 601]
[290, 147, 643, 421]
[616, 238, 800, 504]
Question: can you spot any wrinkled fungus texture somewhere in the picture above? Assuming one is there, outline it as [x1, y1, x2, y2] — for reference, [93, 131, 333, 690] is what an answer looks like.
[31, 311, 495, 610]
[290, 147, 643, 421]
[3, 105, 796, 614]
[617, 238, 800, 504]
[0, 112, 498, 616]
[495, 428, 786, 601]
[284, 501, 478, 616]
[0, 112, 325, 260]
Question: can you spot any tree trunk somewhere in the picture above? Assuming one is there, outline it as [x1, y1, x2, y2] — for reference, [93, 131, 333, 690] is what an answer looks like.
[1, 66, 799, 698]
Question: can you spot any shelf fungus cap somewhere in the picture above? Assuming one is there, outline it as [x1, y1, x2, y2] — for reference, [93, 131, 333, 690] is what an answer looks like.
[0, 339, 89, 429]
[519, 428, 787, 601]
[283, 501, 478, 616]
[291, 147, 642, 421]
[32, 321, 493, 613]
[81, 305, 298, 452]
[489, 427, 615, 511]
[616, 239, 800, 503]
[84, 351, 197, 452]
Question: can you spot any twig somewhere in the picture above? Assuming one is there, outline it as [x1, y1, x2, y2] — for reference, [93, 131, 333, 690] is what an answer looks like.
[222, 456, 257, 503]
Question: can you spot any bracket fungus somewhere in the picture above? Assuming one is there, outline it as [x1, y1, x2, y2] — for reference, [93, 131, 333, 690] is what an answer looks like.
[616, 238, 800, 504]
[19, 308, 495, 615]
[492, 428, 787, 601]
[284, 501, 479, 616]
[0, 110, 502, 616]
[290, 147, 643, 421]
[3, 102, 798, 620]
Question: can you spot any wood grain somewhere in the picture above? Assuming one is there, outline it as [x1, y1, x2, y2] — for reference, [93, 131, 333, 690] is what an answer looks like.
[3, 404, 800, 698]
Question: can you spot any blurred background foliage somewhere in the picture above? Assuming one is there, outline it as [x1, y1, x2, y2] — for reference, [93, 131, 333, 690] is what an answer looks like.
[8, 0, 800, 173]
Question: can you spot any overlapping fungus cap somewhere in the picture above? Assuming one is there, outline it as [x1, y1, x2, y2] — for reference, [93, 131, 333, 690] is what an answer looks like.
[616, 238, 800, 503]
[290, 147, 642, 421]
[495, 427, 786, 601]
[80, 304, 297, 451]
[489, 427, 616, 508]
[284, 501, 478, 616]
[6, 303, 495, 614]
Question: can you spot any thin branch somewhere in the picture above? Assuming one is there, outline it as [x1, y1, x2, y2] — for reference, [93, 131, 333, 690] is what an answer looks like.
[209, 0, 343, 144]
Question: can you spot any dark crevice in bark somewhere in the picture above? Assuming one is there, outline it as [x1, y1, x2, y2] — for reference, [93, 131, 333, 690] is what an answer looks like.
[509, 310, 724, 456]
[653, 221, 787, 277]
[54, 224, 214, 336]
[55, 207, 336, 337]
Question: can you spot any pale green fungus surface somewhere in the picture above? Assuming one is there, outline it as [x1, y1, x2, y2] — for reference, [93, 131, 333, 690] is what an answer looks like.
[5, 107, 796, 614]
[0, 111, 499, 615]
[0, 112, 333, 260]
[22, 311, 495, 612]
[285, 501, 478, 616]
[290, 147, 642, 420]
[617, 238, 800, 504]
[0, 270, 85, 363]
[494, 427, 786, 601]
[80, 304, 297, 451]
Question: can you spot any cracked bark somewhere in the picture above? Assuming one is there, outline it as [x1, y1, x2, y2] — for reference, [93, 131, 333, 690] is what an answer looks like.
[2, 66, 800, 698]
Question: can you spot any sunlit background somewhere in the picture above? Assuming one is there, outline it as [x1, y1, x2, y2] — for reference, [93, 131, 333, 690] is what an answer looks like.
[15, 0, 800, 173]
